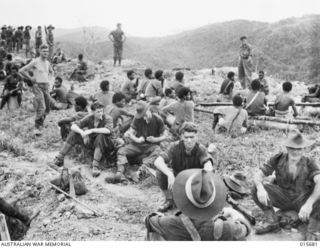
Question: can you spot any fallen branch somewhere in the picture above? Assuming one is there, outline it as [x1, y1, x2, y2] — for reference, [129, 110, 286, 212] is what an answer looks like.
[49, 183, 102, 217]
[198, 102, 320, 107]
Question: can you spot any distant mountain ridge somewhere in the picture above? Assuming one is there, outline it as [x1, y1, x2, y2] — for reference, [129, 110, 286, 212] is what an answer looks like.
[55, 15, 320, 82]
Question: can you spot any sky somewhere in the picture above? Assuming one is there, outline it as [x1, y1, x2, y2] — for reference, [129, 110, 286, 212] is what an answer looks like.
[2, 0, 320, 37]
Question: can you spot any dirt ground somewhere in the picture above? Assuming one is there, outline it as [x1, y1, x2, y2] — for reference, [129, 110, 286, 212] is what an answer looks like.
[0, 60, 319, 241]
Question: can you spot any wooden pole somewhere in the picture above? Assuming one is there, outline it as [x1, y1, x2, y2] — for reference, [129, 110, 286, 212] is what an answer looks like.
[198, 102, 320, 107]
[194, 108, 320, 125]
[250, 116, 320, 125]
[49, 183, 102, 216]
[194, 107, 214, 114]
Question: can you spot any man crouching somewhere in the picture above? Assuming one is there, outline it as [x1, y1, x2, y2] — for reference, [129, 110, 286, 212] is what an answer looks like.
[50, 102, 116, 177]
[252, 129, 320, 240]
[154, 122, 214, 212]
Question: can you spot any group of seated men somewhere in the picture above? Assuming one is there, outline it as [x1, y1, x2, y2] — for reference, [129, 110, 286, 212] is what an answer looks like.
[0, 61, 319, 241]
[214, 71, 301, 136]
[43, 66, 320, 241]
[145, 129, 320, 241]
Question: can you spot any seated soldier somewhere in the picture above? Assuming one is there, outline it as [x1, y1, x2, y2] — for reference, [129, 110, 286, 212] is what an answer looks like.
[137, 68, 153, 100]
[90, 80, 114, 107]
[244, 79, 267, 116]
[145, 70, 164, 105]
[212, 95, 248, 136]
[145, 169, 251, 241]
[50, 76, 69, 110]
[50, 102, 117, 177]
[70, 54, 87, 82]
[0, 65, 24, 109]
[169, 71, 185, 93]
[159, 88, 176, 109]
[121, 70, 138, 103]
[52, 48, 66, 64]
[274, 81, 298, 118]
[105, 101, 167, 184]
[302, 84, 320, 103]
[252, 129, 320, 240]
[161, 87, 194, 134]
[0, 197, 39, 240]
[154, 122, 214, 212]
[57, 96, 88, 140]
[256, 70, 269, 96]
[105, 92, 134, 134]
[218, 71, 235, 102]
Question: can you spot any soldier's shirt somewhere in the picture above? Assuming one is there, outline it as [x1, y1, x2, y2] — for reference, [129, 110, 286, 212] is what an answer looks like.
[110, 29, 124, 46]
[239, 43, 252, 59]
[261, 152, 320, 195]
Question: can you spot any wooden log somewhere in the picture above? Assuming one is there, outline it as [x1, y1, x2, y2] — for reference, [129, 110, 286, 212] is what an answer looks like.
[250, 116, 320, 125]
[194, 108, 320, 125]
[49, 183, 102, 216]
[194, 107, 214, 114]
[0, 213, 11, 241]
[248, 119, 298, 130]
[198, 102, 320, 107]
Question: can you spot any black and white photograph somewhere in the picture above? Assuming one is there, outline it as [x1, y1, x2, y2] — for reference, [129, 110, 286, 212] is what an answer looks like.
[0, 0, 320, 244]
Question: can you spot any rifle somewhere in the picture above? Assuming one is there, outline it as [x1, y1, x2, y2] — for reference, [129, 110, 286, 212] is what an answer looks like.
[69, 68, 77, 81]
[226, 195, 256, 225]
[0, 213, 10, 241]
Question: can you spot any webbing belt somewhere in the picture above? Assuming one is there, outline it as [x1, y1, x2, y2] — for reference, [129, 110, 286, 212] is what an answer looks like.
[179, 214, 201, 241]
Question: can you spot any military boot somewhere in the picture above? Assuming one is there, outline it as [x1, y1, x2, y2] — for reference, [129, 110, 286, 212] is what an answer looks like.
[157, 190, 174, 213]
[305, 217, 320, 241]
[255, 209, 280, 235]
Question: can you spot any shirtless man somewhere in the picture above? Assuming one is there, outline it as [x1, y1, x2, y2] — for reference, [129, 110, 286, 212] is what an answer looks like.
[274, 81, 298, 118]
[19, 44, 54, 133]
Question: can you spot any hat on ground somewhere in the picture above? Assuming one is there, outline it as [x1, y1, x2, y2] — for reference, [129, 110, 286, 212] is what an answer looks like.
[223, 172, 248, 195]
[173, 169, 227, 221]
[284, 129, 314, 149]
[25, 25, 32, 30]
[47, 25, 55, 30]
[135, 100, 149, 119]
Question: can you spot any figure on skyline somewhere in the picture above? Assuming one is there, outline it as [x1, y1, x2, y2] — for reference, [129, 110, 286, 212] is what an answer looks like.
[108, 23, 126, 67]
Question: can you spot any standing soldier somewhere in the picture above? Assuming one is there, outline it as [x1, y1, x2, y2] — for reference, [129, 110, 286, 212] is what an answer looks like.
[238, 36, 253, 89]
[19, 44, 54, 134]
[108, 23, 126, 67]
[35, 26, 42, 57]
[6, 26, 14, 53]
[45, 25, 54, 62]
[14, 26, 23, 53]
[24, 26, 32, 58]
[1, 25, 7, 49]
